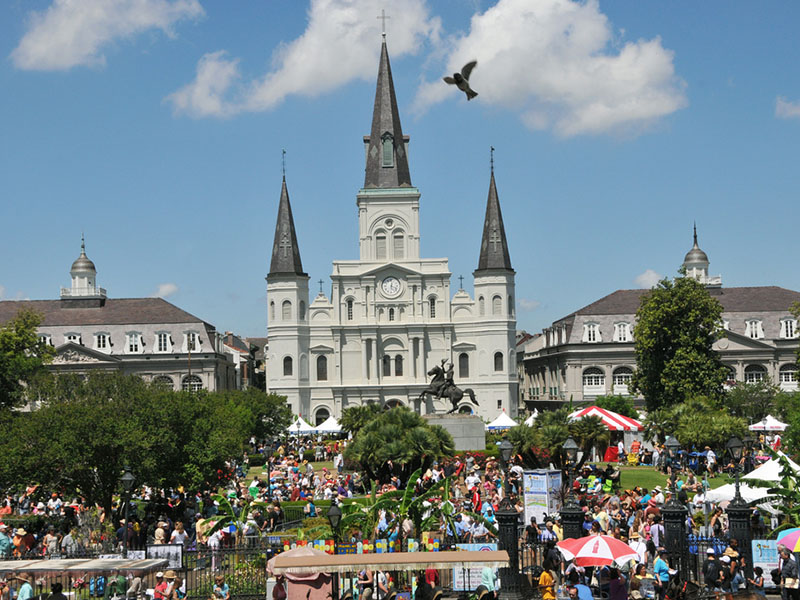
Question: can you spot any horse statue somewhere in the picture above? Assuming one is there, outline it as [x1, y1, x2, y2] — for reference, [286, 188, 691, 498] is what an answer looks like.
[417, 360, 479, 414]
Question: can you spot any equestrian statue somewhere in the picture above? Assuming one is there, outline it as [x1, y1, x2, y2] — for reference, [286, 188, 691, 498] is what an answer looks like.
[417, 359, 479, 414]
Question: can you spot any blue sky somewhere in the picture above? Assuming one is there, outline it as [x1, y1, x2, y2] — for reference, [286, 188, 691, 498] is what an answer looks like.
[2, 0, 800, 338]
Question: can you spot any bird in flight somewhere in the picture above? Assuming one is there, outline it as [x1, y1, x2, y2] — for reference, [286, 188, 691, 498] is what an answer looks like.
[443, 61, 478, 100]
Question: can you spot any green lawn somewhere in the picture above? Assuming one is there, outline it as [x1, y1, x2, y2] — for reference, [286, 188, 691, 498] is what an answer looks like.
[609, 464, 732, 494]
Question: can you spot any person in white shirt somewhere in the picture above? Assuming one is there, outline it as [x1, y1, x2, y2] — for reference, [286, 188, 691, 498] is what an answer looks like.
[628, 531, 647, 565]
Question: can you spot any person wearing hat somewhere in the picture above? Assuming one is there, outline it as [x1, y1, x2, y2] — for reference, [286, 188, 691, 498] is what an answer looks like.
[0, 524, 10, 559]
[153, 573, 168, 600]
[14, 573, 33, 600]
[653, 549, 671, 600]
[628, 530, 647, 565]
[703, 548, 722, 593]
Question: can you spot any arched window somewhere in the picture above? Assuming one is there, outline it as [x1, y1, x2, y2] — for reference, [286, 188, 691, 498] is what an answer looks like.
[459, 353, 470, 378]
[182, 375, 202, 392]
[376, 234, 387, 260]
[269, 301, 275, 320]
[612, 367, 633, 395]
[393, 231, 404, 259]
[429, 297, 437, 319]
[388, 308, 395, 322]
[299, 301, 306, 320]
[382, 355, 391, 377]
[479, 296, 485, 316]
[315, 407, 330, 426]
[152, 375, 174, 389]
[395, 354, 403, 377]
[282, 300, 292, 320]
[283, 356, 293, 376]
[492, 295, 502, 315]
[744, 364, 767, 383]
[346, 299, 354, 321]
[381, 133, 394, 167]
[780, 364, 798, 390]
[582, 367, 605, 397]
[493, 351, 504, 372]
[316, 355, 328, 381]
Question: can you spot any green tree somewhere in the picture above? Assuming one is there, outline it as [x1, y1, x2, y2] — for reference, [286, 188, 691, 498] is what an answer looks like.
[0, 309, 54, 409]
[723, 380, 777, 422]
[569, 416, 610, 466]
[339, 403, 383, 435]
[672, 396, 747, 450]
[344, 406, 454, 484]
[593, 395, 638, 418]
[507, 409, 570, 469]
[641, 408, 676, 444]
[631, 274, 728, 411]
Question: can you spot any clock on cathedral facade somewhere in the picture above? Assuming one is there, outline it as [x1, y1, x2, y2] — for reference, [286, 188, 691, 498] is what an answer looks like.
[266, 39, 517, 423]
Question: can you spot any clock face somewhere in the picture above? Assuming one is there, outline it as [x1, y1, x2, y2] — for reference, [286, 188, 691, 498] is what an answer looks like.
[381, 276, 401, 297]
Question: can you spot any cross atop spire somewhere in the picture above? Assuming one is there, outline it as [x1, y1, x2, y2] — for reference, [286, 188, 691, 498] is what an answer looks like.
[377, 9, 390, 38]
[475, 167, 514, 273]
[282, 149, 286, 180]
[490, 146, 495, 174]
[363, 38, 412, 189]
[268, 176, 306, 277]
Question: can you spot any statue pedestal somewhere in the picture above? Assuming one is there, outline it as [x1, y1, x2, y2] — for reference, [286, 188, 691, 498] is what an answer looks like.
[423, 414, 485, 451]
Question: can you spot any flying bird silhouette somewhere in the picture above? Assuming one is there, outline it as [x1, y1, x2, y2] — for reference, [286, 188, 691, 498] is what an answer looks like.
[443, 60, 478, 100]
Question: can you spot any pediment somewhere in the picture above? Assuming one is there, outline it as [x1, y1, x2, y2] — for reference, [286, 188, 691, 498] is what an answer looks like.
[310, 344, 335, 353]
[52, 342, 121, 364]
[452, 341, 477, 351]
[715, 331, 775, 351]
[360, 263, 422, 277]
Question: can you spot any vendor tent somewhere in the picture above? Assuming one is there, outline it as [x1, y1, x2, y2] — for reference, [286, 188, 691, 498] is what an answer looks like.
[523, 410, 538, 426]
[749, 415, 788, 432]
[486, 411, 518, 430]
[569, 406, 641, 431]
[742, 452, 800, 481]
[315, 416, 342, 434]
[695, 483, 772, 505]
[288, 417, 316, 435]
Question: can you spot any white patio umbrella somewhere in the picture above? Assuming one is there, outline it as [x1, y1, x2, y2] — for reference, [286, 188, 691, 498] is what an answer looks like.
[748, 415, 788, 431]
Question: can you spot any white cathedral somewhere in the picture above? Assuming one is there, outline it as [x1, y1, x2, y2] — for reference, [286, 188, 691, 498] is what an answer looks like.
[266, 40, 518, 423]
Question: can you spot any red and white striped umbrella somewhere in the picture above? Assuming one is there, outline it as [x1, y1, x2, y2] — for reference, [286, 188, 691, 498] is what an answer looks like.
[556, 535, 640, 567]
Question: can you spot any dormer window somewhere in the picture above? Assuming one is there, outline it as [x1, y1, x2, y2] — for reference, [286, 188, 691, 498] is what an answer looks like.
[65, 333, 81, 345]
[381, 132, 393, 167]
[183, 331, 200, 352]
[613, 322, 631, 343]
[155, 332, 172, 353]
[39, 334, 52, 346]
[94, 332, 110, 351]
[582, 323, 601, 343]
[745, 319, 764, 340]
[780, 318, 798, 339]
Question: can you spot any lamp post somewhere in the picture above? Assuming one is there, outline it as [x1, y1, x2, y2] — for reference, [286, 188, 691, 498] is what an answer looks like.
[495, 437, 523, 599]
[327, 502, 342, 600]
[725, 435, 753, 581]
[660, 437, 688, 578]
[120, 465, 135, 559]
[560, 437, 583, 541]
[264, 439, 274, 501]
[742, 434, 755, 474]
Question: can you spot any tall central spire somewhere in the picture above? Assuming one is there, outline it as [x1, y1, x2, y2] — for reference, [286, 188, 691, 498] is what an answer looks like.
[363, 39, 412, 189]
[268, 177, 306, 277]
[475, 161, 514, 273]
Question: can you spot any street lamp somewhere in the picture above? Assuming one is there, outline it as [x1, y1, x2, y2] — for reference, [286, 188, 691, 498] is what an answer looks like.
[327, 503, 342, 600]
[742, 434, 755, 474]
[263, 439, 274, 501]
[495, 437, 522, 600]
[499, 438, 514, 496]
[665, 436, 681, 478]
[120, 465, 135, 559]
[560, 437, 583, 540]
[726, 435, 754, 581]
[660, 435, 688, 579]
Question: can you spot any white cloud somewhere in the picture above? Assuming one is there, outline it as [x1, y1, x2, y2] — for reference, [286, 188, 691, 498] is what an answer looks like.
[634, 269, 662, 289]
[167, 0, 440, 117]
[11, 0, 204, 71]
[152, 283, 179, 298]
[776, 96, 800, 119]
[413, 0, 687, 137]
[518, 298, 541, 311]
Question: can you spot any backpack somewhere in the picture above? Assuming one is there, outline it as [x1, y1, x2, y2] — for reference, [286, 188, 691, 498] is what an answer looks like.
[89, 576, 106, 597]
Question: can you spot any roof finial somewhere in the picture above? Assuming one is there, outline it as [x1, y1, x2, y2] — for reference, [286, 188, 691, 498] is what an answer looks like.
[377, 9, 390, 39]
[282, 149, 286, 180]
[81, 232, 86, 254]
[693, 221, 698, 246]
[490, 146, 495, 174]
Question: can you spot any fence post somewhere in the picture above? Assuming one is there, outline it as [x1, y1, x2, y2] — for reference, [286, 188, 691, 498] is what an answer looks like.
[727, 493, 753, 581]
[662, 493, 688, 579]
[560, 497, 584, 541]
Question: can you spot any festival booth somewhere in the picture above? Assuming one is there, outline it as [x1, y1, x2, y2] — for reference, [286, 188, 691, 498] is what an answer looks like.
[486, 411, 517, 431]
[316, 415, 342, 434]
[267, 546, 332, 600]
[569, 406, 642, 461]
[287, 416, 316, 435]
[749, 415, 788, 432]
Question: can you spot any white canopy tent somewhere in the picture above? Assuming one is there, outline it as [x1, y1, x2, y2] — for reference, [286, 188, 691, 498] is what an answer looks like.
[315, 415, 342, 434]
[287, 416, 316, 435]
[695, 483, 773, 505]
[742, 452, 800, 481]
[523, 410, 538, 427]
[486, 411, 518, 430]
[749, 415, 788, 431]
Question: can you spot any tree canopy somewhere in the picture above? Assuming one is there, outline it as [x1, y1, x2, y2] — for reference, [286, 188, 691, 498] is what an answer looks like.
[0, 309, 53, 410]
[593, 395, 638, 418]
[0, 372, 291, 515]
[344, 406, 454, 484]
[631, 274, 728, 411]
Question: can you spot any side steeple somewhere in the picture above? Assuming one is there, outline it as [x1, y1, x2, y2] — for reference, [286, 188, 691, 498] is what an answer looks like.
[363, 38, 412, 189]
[268, 177, 306, 277]
[475, 157, 513, 273]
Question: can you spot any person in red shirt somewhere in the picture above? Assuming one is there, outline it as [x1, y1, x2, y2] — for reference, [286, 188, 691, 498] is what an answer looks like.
[153, 573, 168, 600]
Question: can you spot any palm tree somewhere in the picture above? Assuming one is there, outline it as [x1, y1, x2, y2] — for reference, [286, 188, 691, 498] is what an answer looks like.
[570, 415, 610, 466]
[201, 493, 267, 545]
[339, 403, 383, 435]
